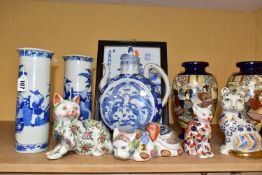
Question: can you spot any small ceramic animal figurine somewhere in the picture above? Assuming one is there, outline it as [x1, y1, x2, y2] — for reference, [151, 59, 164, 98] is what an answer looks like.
[219, 87, 262, 158]
[46, 93, 113, 160]
[184, 104, 214, 159]
[112, 122, 183, 161]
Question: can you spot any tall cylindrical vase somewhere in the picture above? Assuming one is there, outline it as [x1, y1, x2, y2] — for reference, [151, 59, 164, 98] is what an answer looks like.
[172, 62, 218, 139]
[63, 55, 93, 121]
[227, 61, 262, 135]
[15, 48, 53, 153]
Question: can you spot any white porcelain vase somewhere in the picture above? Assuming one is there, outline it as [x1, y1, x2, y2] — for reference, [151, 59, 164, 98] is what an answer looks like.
[63, 55, 93, 121]
[15, 48, 53, 153]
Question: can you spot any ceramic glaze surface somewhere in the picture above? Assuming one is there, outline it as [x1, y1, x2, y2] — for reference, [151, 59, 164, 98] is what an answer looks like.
[18, 48, 53, 59]
[112, 122, 182, 161]
[15, 48, 53, 153]
[100, 74, 161, 132]
[172, 62, 218, 134]
[46, 93, 112, 160]
[219, 87, 262, 157]
[184, 104, 214, 159]
[227, 61, 262, 135]
[99, 52, 170, 132]
[63, 55, 93, 121]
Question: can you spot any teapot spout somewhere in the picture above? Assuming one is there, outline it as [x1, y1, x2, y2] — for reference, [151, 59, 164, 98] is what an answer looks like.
[99, 64, 110, 91]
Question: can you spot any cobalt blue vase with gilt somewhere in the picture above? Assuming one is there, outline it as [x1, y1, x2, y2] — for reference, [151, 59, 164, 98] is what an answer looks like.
[99, 53, 171, 132]
[16, 48, 53, 153]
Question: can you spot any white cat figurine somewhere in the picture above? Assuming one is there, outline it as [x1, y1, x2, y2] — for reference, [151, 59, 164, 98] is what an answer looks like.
[184, 104, 214, 159]
[112, 122, 183, 161]
[46, 93, 113, 160]
[220, 87, 262, 158]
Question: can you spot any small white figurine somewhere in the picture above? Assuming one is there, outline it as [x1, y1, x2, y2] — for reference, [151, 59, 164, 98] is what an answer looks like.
[112, 122, 183, 161]
[46, 93, 113, 160]
[219, 87, 262, 158]
[184, 104, 214, 159]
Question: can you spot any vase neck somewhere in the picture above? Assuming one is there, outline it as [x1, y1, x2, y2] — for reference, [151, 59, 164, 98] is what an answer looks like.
[182, 62, 209, 75]
[236, 61, 262, 75]
[120, 54, 139, 75]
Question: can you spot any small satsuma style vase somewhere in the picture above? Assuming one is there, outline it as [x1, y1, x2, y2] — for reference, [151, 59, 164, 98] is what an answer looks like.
[63, 55, 93, 121]
[227, 61, 262, 135]
[172, 61, 218, 138]
[15, 47, 54, 153]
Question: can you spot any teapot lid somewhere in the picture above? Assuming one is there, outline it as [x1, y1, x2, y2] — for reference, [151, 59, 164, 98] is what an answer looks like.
[120, 54, 140, 62]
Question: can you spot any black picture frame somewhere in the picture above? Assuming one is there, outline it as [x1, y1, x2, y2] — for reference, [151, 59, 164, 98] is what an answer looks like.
[94, 40, 169, 125]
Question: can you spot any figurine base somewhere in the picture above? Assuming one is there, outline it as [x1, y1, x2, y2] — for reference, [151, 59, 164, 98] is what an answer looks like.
[229, 150, 262, 159]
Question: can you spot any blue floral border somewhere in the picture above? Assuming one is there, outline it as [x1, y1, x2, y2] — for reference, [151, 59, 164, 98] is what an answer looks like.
[16, 142, 48, 152]
[18, 49, 53, 59]
[63, 55, 93, 62]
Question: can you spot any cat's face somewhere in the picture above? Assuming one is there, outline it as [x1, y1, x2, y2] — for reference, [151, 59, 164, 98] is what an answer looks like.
[193, 104, 213, 122]
[221, 87, 245, 113]
[112, 128, 136, 160]
[53, 93, 80, 120]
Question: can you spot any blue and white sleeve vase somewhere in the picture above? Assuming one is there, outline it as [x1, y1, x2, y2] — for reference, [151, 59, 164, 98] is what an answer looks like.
[15, 47, 53, 153]
[63, 55, 93, 121]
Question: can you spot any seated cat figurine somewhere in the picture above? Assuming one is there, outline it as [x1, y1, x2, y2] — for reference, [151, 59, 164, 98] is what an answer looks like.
[184, 104, 214, 159]
[112, 122, 183, 161]
[46, 93, 113, 160]
[219, 87, 262, 158]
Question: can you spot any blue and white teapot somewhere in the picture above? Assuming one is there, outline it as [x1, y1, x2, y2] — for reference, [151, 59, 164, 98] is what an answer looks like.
[99, 53, 171, 132]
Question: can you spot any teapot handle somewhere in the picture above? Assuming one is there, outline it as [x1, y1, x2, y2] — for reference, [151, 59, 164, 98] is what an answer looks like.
[143, 63, 171, 107]
[99, 64, 110, 91]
